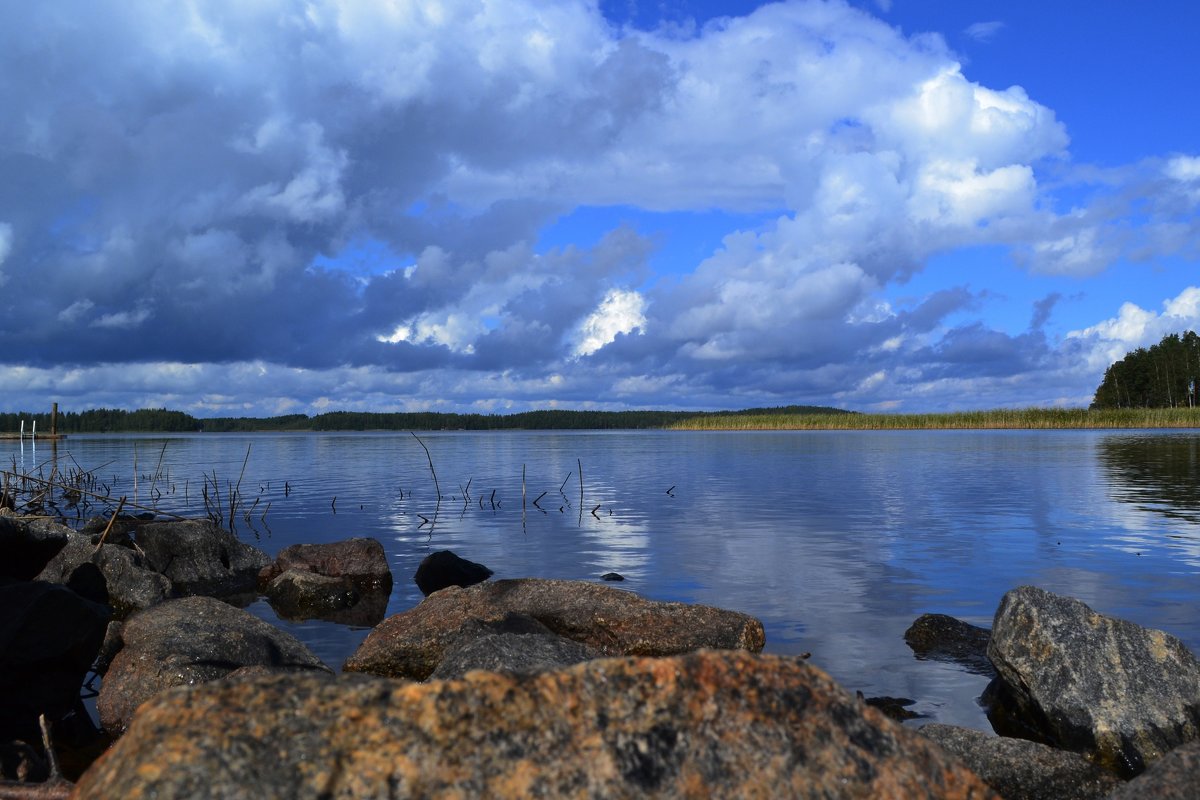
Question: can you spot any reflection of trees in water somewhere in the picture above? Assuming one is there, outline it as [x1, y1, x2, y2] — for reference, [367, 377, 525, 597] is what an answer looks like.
[1099, 435, 1200, 524]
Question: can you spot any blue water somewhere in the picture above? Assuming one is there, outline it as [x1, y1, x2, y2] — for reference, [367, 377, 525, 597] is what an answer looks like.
[8, 429, 1200, 730]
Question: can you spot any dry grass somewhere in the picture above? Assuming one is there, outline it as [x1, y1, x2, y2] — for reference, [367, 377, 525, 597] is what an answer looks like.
[668, 407, 1200, 430]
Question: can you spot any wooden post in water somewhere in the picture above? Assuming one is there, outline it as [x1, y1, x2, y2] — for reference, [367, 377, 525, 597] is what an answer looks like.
[51, 402, 58, 437]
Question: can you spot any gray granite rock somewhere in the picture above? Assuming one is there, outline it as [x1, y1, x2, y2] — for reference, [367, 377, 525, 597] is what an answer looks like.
[97, 596, 331, 734]
[413, 549, 492, 596]
[0, 516, 69, 580]
[75, 651, 1000, 799]
[920, 723, 1121, 800]
[987, 585, 1200, 776]
[134, 520, 269, 596]
[37, 530, 172, 618]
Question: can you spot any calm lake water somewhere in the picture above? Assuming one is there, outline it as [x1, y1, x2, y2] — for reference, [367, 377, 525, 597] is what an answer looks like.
[8, 429, 1200, 731]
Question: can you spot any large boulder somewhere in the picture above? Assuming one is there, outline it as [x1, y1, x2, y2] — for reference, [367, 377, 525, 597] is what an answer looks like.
[74, 651, 999, 799]
[0, 516, 69, 580]
[97, 596, 331, 734]
[134, 520, 269, 596]
[0, 579, 110, 740]
[905, 613, 995, 677]
[258, 537, 392, 591]
[919, 724, 1121, 800]
[36, 529, 172, 617]
[1106, 739, 1200, 799]
[987, 585, 1200, 776]
[343, 578, 765, 680]
[413, 549, 492, 596]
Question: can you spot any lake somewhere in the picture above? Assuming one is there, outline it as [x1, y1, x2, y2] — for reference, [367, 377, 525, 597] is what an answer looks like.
[8, 429, 1200, 731]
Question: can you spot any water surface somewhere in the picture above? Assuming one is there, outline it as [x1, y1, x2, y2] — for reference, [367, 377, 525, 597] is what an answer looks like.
[8, 429, 1199, 731]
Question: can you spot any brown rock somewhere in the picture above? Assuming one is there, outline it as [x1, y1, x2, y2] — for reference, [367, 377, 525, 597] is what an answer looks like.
[97, 596, 331, 734]
[257, 537, 392, 591]
[343, 578, 765, 679]
[75, 650, 998, 799]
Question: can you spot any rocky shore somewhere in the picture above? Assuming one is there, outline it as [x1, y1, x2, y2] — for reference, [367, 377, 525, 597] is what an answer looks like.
[2, 510, 1198, 798]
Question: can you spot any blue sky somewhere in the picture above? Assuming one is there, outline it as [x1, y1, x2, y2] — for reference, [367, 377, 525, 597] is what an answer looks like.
[1, 1, 1198, 416]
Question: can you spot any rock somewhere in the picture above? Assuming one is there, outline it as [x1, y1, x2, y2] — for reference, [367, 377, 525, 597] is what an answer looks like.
[0, 516, 69, 580]
[344, 578, 766, 680]
[74, 650, 999, 799]
[862, 695, 927, 722]
[36, 529, 172, 618]
[430, 631, 601, 680]
[97, 596, 331, 734]
[412, 549, 493, 596]
[258, 537, 392, 592]
[134, 520, 269, 596]
[263, 568, 360, 618]
[0, 579, 110, 741]
[1106, 739, 1200, 799]
[905, 613, 995, 677]
[920, 723, 1121, 800]
[987, 585, 1200, 776]
[601, 572, 625, 581]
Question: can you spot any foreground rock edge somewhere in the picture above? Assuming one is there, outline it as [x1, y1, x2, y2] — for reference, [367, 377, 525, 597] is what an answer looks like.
[75, 650, 998, 799]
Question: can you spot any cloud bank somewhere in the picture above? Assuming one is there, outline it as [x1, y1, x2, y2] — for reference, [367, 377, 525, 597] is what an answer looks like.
[1, 0, 1197, 415]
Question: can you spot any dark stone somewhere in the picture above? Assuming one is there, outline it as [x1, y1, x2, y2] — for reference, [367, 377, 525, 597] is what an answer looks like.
[601, 572, 625, 581]
[75, 651, 999, 799]
[258, 537, 392, 592]
[0, 579, 110, 742]
[862, 695, 927, 722]
[134, 519, 269, 596]
[66, 562, 108, 606]
[0, 517, 69, 580]
[905, 613, 995, 677]
[36, 529, 171, 618]
[97, 595, 331, 734]
[430, 631, 601, 680]
[920, 723, 1121, 800]
[987, 585, 1200, 777]
[413, 550, 493, 596]
[1106, 739, 1200, 799]
[345, 578, 766, 680]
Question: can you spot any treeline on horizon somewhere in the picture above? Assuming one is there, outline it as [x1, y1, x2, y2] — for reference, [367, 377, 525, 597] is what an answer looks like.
[1091, 330, 1200, 409]
[0, 404, 853, 434]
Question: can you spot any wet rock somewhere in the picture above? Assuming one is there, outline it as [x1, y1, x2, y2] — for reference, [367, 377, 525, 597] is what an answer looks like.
[601, 572, 625, 581]
[344, 578, 766, 680]
[0, 516, 69, 580]
[134, 520, 269, 596]
[75, 650, 998, 799]
[413, 549, 493, 596]
[36, 530, 171, 618]
[263, 568, 360, 618]
[0, 579, 110, 742]
[1106, 739, 1200, 799]
[257, 537, 393, 592]
[862, 695, 927, 722]
[430, 631, 601, 680]
[905, 613, 995, 677]
[920, 723, 1121, 800]
[987, 585, 1200, 776]
[97, 596, 331, 734]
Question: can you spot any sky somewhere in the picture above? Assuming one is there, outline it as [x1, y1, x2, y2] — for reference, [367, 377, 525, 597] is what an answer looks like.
[2, 0, 1199, 417]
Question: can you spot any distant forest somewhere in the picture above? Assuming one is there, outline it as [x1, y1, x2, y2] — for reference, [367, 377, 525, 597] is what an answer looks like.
[1091, 330, 1200, 409]
[0, 405, 853, 434]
